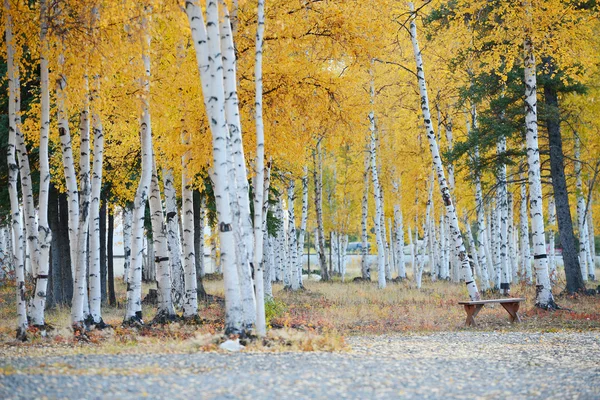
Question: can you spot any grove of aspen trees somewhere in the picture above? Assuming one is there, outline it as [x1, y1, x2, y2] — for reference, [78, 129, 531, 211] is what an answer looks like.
[1, 0, 599, 344]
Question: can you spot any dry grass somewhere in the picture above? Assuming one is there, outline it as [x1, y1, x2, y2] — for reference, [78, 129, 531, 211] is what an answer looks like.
[0, 268, 598, 356]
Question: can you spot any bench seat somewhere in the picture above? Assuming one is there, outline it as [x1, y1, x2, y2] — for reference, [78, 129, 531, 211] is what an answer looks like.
[458, 297, 525, 326]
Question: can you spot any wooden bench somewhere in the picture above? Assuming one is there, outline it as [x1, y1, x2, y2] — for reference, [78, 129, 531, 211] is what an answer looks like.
[458, 298, 525, 326]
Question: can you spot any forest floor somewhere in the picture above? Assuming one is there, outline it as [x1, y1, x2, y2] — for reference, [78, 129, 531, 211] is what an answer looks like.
[0, 268, 599, 398]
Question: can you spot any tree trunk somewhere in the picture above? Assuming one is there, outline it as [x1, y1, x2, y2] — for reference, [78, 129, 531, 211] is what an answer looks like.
[360, 147, 370, 280]
[541, 78, 585, 292]
[252, 0, 267, 336]
[287, 180, 300, 290]
[588, 198, 596, 280]
[185, 0, 246, 335]
[193, 190, 207, 299]
[99, 193, 107, 305]
[297, 167, 309, 287]
[88, 74, 105, 325]
[314, 141, 329, 281]
[107, 210, 116, 306]
[409, 3, 479, 300]
[5, 1, 28, 338]
[497, 137, 510, 295]
[548, 196, 557, 282]
[182, 145, 198, 319]
[164, 169, 185, 306]
[519, 178, 533, 284]
[125, 13, 153, 324]
[524, 37, 556, 308]
[394, 201, 405, 279]
[149, 159, 176, 321]
[369, 67, 386, 289]
[122, 204, 132, 283]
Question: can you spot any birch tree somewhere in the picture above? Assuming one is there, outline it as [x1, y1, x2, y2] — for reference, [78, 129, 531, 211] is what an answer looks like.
[408, 2, 480, 300]
[523, 34, 556, 308]
[4, 0, 27, 339]
[185, 0, 247, 334]
[252, 0, 268, 337]
[124, 10, 154, 324]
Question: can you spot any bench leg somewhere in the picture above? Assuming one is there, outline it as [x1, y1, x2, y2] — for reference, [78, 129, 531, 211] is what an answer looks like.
[500, 302, 521, 323]
[464, 304, 483, 327]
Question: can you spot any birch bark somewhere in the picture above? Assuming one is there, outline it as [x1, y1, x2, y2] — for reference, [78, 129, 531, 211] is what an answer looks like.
[361, 147, 370, 280]
[186, 0, 247, 333]
[369, 67, 386, 289]
[588, 199, 596, 280]
[394, 203, 405, 279]
[252, 0, 267, 336]
[314, 141, 329, 281]
[575, 137, 589, 281]
[124, 14, 153, 323]
[122, 205, 132, 283]
[181, 151, 198, 319]
[163, 168, 184, 307]
[519, 179, 532, 283]
[524, 36, 556, 308]
[149, 159, 176, 321]
[5, 1, 27, 339]
[497, 137, 510, 294]
[287, 180, 300, 290]
[89, 75, 107, 326]
[297, 167, 309, 286]
[408, 3, 479, 300]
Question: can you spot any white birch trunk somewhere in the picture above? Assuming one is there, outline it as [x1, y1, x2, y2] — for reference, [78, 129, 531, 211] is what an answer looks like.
[297, 167, 309, 285]
[253, 0, 267, 334]
[162, 168, 184, 307]
[445, 118, 455, 193]
[89, 75, 107, 326]
[181, 151, 198, 319]
[465, 218, 483, 286]
[508, 193, 517, 283]
[524, 36, 556, 307]
[587, 198, 596, 280]
[15, 87, 39, 282]
[416, 173, 434, 288]
[125, 15, 153, 323]
[439, 213, 449, 280]
[394, 203, 405, 278]
[12, 21, 45, 325]
[575, 137, 589, 281]
[30, 0, 52, 326]
[409, 3, 479, 299]
[519, 179, 533, 284]
[5, 1, 28, 338]
[409, 226, 415, 278]
[369, 67, 386, 289]
[361, 147, 370, 280]
[149, 159, 176, 320]
[497, 137, 510, 294]
[61, 79, 87, 328]
[220, 5, 256, 329]
[220, 2, 254, 279]
[287, 180, 300, 290]
[32, 0, 51, 324]
[123, 205, 133, 282]
[185, 0, 245, 334]
[314, 141, 328, 281]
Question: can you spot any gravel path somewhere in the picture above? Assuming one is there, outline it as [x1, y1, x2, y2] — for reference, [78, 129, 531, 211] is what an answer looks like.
[1, 331, 599, 399]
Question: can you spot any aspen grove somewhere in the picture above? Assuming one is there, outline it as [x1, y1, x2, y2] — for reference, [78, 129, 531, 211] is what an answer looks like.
[1, 0, 600, 342]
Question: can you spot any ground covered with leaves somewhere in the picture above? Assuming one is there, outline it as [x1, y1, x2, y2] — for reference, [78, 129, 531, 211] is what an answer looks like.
[0, 271, 599, 356]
